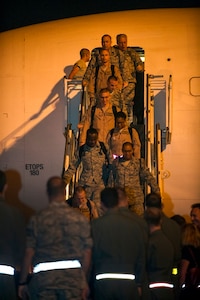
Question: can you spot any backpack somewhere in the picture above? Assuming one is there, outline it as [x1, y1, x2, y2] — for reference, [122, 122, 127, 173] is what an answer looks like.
[90, 105, 117, 129]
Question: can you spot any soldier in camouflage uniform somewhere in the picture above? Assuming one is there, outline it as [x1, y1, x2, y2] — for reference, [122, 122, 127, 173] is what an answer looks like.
[82, 34, 120, 86]
[106, 111, 141, 161]
[18, 176, 92, 300]
[87, 48, 123, 104]
[110, 142, 160, 216]
[115, 34, 144, 123]
[64, 128, 110, 216]
[107, 75, 123, 111]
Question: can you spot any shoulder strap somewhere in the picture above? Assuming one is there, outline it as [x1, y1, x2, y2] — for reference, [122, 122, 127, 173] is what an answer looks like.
[94, 65, 100, 94]
[112, 105, 117, 117]
[111, 64, 115, 76]
[79, 144, 85, 159]
[128, 127, 133, 139]
[90, 105, 96, 128]
[87, 200, 92, 220]
[99, 141, 109, 164]
[110, 128, 114, 138]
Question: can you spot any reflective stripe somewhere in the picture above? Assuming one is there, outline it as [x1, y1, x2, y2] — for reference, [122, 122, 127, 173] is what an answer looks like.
[96, 273, 135, 280]
[149, 283, 174, 289]
[0, 265, 15, 275]
[33, 260, 81, 274]
[172, 268, 178, 275]
[182, 283, 200, 289]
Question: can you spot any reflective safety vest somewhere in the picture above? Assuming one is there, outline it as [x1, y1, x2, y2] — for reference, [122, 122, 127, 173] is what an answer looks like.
[149, 282, 174, 289]
[33, 260, 81, 274]
[96, 273, 135, 280]
[0, 264, 15, 275]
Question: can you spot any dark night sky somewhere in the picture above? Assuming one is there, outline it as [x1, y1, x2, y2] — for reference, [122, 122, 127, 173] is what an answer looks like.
[1, 0, 199, 32]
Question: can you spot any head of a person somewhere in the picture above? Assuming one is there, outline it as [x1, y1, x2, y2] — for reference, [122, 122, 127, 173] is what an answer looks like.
[73, 186, 87, 207]
[171, 214, 186, 228]
[99, 48, 110, 64]
[116, 34, 128, 51]
[86, 128, 98, 148]
[122, 142, 134, 161]
[144, 207, 162, 227]
[116, 187, 129, 208]
[107, 75, 119, 92]
[145, 192, 162, 209]
[0, 170, 7, 194]
[190, 203, 200, 230]
[80, 48, 90, 61]
[46, 176, 66, 202]
[101, 34, 112, 49]
[99, 88, 111, 107]
[115, 111, 127, 130]
[181, 223, 200, 248]
[101, 187, 119, 209]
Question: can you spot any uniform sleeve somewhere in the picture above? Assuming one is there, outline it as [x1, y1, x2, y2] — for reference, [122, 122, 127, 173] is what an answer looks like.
[79, 109, 91, 146]
[114, 65, 123, 90]
[87, 67, 96, 99]
[134, 51, 144, 72]
[132, 128, 141, 159]
[63, 158, 80, 184]
[139, 158, 160, 193]
[26, 215, 38, 250]
[83, 49, 99, 83]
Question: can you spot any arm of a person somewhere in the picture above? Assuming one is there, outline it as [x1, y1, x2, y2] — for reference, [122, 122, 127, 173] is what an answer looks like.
[83, 49, 98, 83]
[87, 67, 96, 99]
[135, 52, 144, 72]
[132, 128, 141, 159]
[114, 66, 123, 90]
[18, 247, 35, 299]
[68, 65, 80, 79]
[139, 158, 160, 193]
[63, 158, 80, 184]
[90, 201, 99, 219]
[179, 259, 190, 287]
[79, 117, 91, 146]
[81, 248, 92, 300]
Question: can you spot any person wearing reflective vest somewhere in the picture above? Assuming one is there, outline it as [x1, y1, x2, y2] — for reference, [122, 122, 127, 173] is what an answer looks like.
[91, 187, 146, 300]
[0, 170, 26, 300]
[145, 192, 181, 299]
[18, 176, 92, 300]
[144, 206, 175, 300]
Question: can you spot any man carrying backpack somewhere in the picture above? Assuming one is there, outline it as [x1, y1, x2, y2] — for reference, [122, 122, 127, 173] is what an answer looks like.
[87, 48, 123, 105]
[64, 128, 110, 216]
[79, 88, 119, 146]
[106, 111, 141, 161]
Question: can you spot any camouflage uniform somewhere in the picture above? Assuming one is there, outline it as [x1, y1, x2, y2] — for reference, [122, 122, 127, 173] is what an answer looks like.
[83, 47, 120, 83]
[79, 103, 118, 146]
[111, 157, 160, 216]
[110, 89, 123, 110]
[88, 63, 123, 99]
[27, 201, 92, 300]
[64, 142, 109, 215]
[115, 47, 144, 122]
[106, 125, 141, 160]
